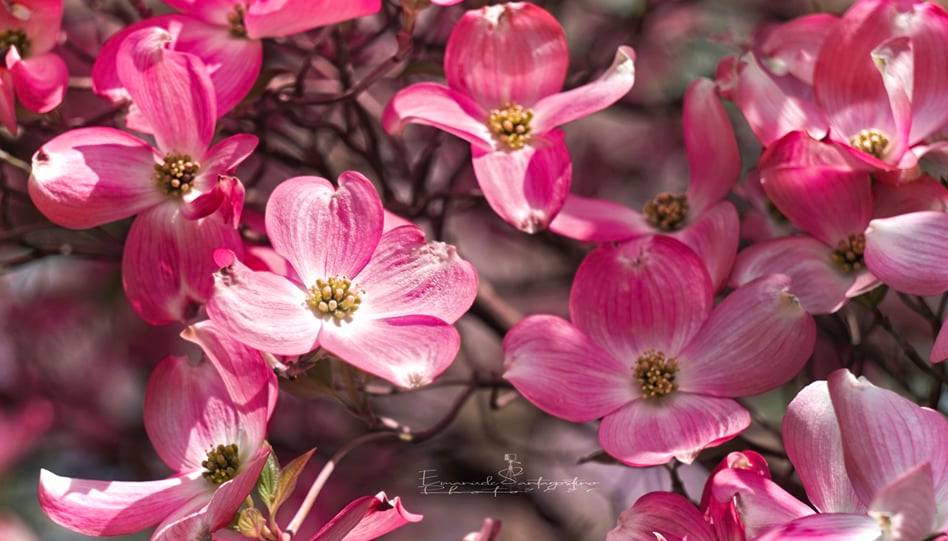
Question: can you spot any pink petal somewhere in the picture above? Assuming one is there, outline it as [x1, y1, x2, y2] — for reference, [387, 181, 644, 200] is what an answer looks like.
[310, 492, 423, 541]
[570, 236, 713, 362]
[710, 468, 815, 538]
[28, 127, 163, 229]
[731, 236, 855, 315]
[201, 134, 259, 177]
[7, 51, 66, 113]
[682, 78, 740, 215]
[606, 492, 715, 541]
[864, 211, 948, 295]
[122, 203, 242, 325]
[116, 27, 216, 157]
[353, 225, 477, 323]
[265, 173, 383, 286]
[0, 68, 15, 134]
[872, 175, 948, 218]
[755, 514, 883, 541]
[471, 130, 572, 233]
[244, 0, 381, 40]
[162, 0, 241, 26]
[932, 321, 948, 364]
[503, 315, 637, 423]
[756, 14, 838, 85]
[3, 0, 63, 55]
[207, 253, 320, 356]
[444, 2, 568, 108]
[531, 46, 636, 133]
[598, 394, 751, 467]
[828, 369, 948, 508]
[547, 194, 647, 243]
[37, 469, 207, 536]
[868, 463, 937, 541]
[318, 314, 460, 388]
[760, 133, 873, 246]
[382, 82, 492, 149]
[671, 201, 739, 292]
[382, 210, 413, 233]
[783, 381, 863, 514]
[677, 274, 815, 397]
[902, 2, 948, 143]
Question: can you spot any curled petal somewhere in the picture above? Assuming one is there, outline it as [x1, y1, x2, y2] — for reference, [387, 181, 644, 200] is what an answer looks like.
[755, 14, 838, 85]
[901, 1, 948, 142]
[310, 492, 423, 541]
[711, 469, 814, 538]
[548, 194, 648, 243]
[864, 211, 948, 295]
[7, 50, 67, 113]
[682, 78, 740, 215]
[382, 83, 492, 149]
[606, 492, 715, 541]
[245, 0, 381, 40]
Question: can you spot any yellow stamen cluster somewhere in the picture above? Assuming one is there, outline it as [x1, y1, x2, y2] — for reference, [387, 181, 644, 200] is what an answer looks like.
[0, 29, 29, 58]
[634, 349, 679, 398]
[307, 276, 362, 320]
[849, 129, 889, 159]
[227, 4, 247, 37]
[154, 154, 200, 196]
[488, 103, 534, 150]
[202, 444, 240, 485]
[643, 192, 689, 231]
[831, 233, 866, 273]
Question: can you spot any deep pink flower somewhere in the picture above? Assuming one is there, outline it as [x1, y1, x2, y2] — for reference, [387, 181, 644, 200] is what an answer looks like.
[0, 0, 68, 135]
[28, 27, 256, 325]
[207, 172, 478, 388]
[503, 236, 815, 466]
[548, 77, 741, 290]
[306, 492, 422, 541]
[713, 369, 948, 540]
[383, 2, 636, 232]
[92, 1, 380, 117]
[37, 321, 277, 540]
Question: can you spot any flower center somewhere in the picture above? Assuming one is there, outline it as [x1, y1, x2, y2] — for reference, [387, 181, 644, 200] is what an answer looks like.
[202, 444, 240, 484]
[643, 192, 689, 231]
[227, 4, 247, 37]
[849, 129, 889, 159]
[830, 233, 866, 273]
[0, 29, 30, 58]
[487, 103, 534, 150]
[306, 276, 363, 320]
[634, 349, 679, 398]
[154, 154, 200, 196]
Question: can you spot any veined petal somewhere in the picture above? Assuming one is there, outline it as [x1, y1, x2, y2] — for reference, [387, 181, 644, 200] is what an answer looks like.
[606, 492, 715, 541]
[503, 315, 637, 423]
[570, 236, 713, 361]
[756, 13, 838, 85]
[471, 130, 572, 233]
[864, 212, 948, 295]
[309, 492, 423, 541]
[548, 194, 648, 243]
[382, 82, 492, 149]
[901, 1, 948, 143]
[531, 46, 636, 133]
[868, 463, 937, 541]
[37, 469, 207, 537]
[710, 468, 815, 538]
[598, 394, 750, 467]
[444, 2, 568, 108]
[28, 127, 163, 229]
[677, 274, 815, 397]
[354, 225, 477, 323]
[682, 78, 740, 215]
[201, 134, 258, 177]
[319, 314, 460, 389]
[7, 51, 67, 113]
[265, 173, 384, 286]
[245, 0, 381, 40]
[755, 514, 883, 541]
[671, 201, 739, 292]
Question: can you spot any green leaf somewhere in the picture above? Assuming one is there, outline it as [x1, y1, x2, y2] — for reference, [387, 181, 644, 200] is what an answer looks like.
[236, 507, 267, 539]
[272, 448, 317, 515]
[256, 449, 281, 510]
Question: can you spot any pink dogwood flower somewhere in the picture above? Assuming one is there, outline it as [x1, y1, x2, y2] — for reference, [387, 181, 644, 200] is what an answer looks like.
[37, 321, 277, 540]
[548, 77, 741, 290]
[207, 172, 478, 388]
[383, 2, 636, 232]
[304, 492, 422, 541]
[28, 27, 256, 325]
[0, 0, 68, 135]
[712, 369, 948, 540]
[503, 236, 815, 466]
[92, 0, 380, 117]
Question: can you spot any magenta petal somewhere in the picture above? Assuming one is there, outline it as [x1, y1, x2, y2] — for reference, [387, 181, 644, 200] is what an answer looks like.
[202, 446, 271, 532]
[265, 173, 384, 286]
[503, 315, 637, 423]
[319, 315, 460, 388]
[207, 254, 320, 356]
[570, 236, 713, 361]
[932, 321, 948, 364]
[864, 211, 948, 295]
[756, 14, 838, 85]
[471, 130, 572, 233]
[682, 78, 740, 215]
[731, 236, 854, 315]
[382, 82, 492, 149]
[872, 175, 948, 218]
[756, 514, 883, 541]
[28, 127, 163, 229]
[244, 0, 381, 39]
[201, 134, 259, 176]
[672, 201, 739, 292]
[677, 274, 815, 397]
[310, 492, 422, 541]
[599, 394, 751, 467]
[8, 51, 66, 113]
[606, 492, 715, 541]
[37, 469, 207, 536]
[3, 0, 63, 55]
[547, 194, 648, 243]
[902, 2, 948, 143]
[162, 0, 241, 26]
[710, 469, 815, 538]
[868, 463, 937, 541]
[354, 225, 477, 323]
[444, 2, 568, 108]
[531, 46, 636, 133]
[0, 68, 15, 134]
[117, 27, 216, 157]
[783, 381, 862, 514]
